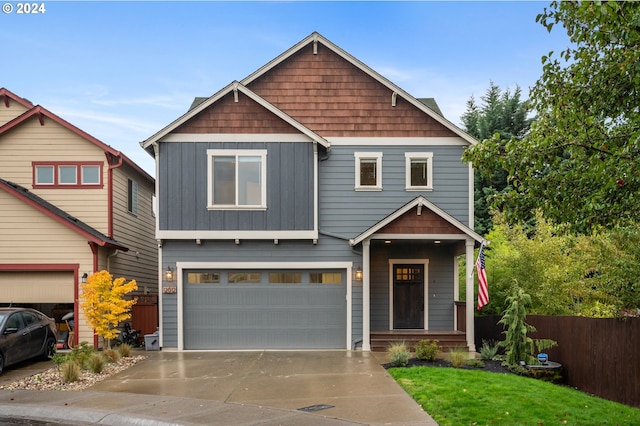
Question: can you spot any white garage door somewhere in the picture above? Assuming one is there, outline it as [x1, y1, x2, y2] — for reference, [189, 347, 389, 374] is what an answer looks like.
[183, 269, 347, 350]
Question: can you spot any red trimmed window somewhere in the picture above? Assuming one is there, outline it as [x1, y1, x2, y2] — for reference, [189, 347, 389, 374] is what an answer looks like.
[32, 162, 103, 189]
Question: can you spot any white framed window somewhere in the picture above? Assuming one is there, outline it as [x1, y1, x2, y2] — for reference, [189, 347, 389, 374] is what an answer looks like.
[207, 149, 267, 209]
[35, 166, 54, 185]
[58, 165, 77, 185]
[81, 165, 100, 185]
[405, 152, 433, 191]
[354, 152, 382, 190]
[33, 162, 103, 188]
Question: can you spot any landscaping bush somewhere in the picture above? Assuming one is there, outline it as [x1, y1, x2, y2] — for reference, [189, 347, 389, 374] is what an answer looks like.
[86, 353, 105, 373]
[118, 343, 132, 357]
[479, 339, 500, 361]
[415, 339, 440, 361]
[102, 348, 121, 363]
[61, 361, 80, 383]
[449, 349, 467, 368]
[388, 342, 410, 367]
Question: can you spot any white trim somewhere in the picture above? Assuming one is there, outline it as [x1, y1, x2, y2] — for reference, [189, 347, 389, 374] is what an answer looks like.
[388, 259, 429, 330]
[160, 133, 313, 143]
[373, 233, 470, 241]
[206, 149, 267, 209]
[313, 144, 319, 238]
[405, 152, 433, 191]
[362, 240, 371, 351]
[156, 230, 318, 240]
[354, 152, 383, 190]
[468, 162, 475, 230]
[330, 137, 469, 146]
[175, 261, 353, 350]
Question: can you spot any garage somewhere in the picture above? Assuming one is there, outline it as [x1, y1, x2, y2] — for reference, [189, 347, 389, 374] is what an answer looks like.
[182, 268, 347, 350]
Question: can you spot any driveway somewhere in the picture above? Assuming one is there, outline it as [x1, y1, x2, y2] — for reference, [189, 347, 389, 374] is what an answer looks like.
[0, 350, 436, 425]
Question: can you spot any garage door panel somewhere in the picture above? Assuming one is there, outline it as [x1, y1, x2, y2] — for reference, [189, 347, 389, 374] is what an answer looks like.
[183, 269, 346, 349]
[0, 271, 74, 303]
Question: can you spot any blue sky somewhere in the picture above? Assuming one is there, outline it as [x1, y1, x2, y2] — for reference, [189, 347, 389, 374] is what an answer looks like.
[1, 1, 571, 174]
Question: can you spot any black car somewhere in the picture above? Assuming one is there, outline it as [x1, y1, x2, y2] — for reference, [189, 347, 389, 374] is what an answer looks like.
[0, 307, 57, 375]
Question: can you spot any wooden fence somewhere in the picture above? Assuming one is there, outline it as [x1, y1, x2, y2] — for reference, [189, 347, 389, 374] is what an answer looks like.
[476, 315, 640, 408]
[130, 294, 158, 339]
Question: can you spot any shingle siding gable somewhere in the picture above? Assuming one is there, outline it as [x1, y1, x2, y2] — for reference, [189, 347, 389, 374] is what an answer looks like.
[246, 43, 458, 138]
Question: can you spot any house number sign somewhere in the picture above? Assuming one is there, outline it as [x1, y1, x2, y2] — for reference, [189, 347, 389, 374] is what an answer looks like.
[163, 286, 177, 294]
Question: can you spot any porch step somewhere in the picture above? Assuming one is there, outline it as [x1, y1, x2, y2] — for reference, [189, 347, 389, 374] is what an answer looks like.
[370, 331, 467, 353]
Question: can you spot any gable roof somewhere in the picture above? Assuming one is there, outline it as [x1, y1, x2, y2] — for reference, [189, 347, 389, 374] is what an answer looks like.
[349, 196, 485, 247]
[241, 32, 476, 144]
[0, 98, 153, 183]
[141, 81, 330, 153]
[0, 87, 34, 109]
[0, 178, 129, 251]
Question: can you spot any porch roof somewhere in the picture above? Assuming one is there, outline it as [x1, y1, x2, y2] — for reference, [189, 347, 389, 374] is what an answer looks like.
[349, 196, 486, 246]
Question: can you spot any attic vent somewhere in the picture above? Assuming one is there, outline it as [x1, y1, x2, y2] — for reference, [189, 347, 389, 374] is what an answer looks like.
[391, 92, 397, 107]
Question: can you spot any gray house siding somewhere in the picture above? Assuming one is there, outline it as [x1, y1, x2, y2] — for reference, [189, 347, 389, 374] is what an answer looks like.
[369, 242, 456, 331]
[318, 144, 469, 238]
[159, 141, 314, 231]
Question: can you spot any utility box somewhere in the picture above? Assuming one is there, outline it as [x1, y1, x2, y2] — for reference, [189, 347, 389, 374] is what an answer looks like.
[144, 332, 160, 351]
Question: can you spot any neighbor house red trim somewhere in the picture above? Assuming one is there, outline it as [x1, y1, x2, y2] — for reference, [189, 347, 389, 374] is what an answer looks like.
[0, 88, 34, 109]
[0, 263, 80, 347]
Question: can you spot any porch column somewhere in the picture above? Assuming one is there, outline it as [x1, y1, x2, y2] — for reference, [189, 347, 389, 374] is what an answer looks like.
[362, 239, 371, 351]
[465, 239, 476, 352]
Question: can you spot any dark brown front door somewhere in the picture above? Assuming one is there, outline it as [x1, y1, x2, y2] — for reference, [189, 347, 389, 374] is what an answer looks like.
[393, 264, 424, 329]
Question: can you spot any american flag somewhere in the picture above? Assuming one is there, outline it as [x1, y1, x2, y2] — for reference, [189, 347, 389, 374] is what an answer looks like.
[476, 244, 489, 311]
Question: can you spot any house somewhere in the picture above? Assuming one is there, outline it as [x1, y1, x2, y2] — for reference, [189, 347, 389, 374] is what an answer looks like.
[0, 88, 157, 347]
[141, 32, 485, 352]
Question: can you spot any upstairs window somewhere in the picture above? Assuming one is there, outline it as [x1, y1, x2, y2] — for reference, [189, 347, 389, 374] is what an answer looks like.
[207, 149, 267, 209]
[405, 152, 433, 191]
[354, 152, 382, 190]
[128, 178, 138, 215]
[33, 162, 103, 188]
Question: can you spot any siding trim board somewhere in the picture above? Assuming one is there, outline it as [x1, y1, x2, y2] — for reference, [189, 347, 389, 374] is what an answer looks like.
[174, 261, 353, 350]
[329, 137, 469, 146]
[160, 133, 312, 143]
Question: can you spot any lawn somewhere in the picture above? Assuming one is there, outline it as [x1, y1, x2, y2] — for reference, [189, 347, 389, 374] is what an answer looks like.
[388, 366, 640, 425]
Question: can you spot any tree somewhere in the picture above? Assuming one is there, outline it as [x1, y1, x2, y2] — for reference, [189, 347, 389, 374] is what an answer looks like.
[81, 270, 137, 349]
[461, 83, 531, 234]
[464, 1, 640, 232]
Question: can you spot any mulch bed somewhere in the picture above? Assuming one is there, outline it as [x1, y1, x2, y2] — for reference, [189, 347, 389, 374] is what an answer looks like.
[385, 358, 513, 374]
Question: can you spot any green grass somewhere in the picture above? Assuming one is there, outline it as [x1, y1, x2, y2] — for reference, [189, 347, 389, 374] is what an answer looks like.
[388, 367, 640, 425]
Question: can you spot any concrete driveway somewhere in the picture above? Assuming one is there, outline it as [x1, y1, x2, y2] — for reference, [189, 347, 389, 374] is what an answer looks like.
[0, 350, 437, 425]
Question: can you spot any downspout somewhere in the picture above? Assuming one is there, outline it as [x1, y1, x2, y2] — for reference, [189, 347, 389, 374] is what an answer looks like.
[106, 152, 123, 238]
[107, 249, 120, 272]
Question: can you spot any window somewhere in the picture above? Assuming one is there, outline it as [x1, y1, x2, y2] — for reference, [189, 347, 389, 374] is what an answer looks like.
[128, 178, 138, 215]
[207, 150, 266, 209]
[269, 272, 302, 284]
[33, 162, 103, 188]
[228, 272, 261, 284]
[405, 152, 433, 190]
[354, 152, 382, 190]
[187, 273, 220, 284]
[310, 272, 343, 285]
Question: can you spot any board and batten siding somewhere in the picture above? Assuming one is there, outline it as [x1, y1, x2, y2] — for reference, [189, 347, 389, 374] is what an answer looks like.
[110, 164, 157, 292]
[160, 236, 362, 348]
[158, 141, 314, 232]
[0, 117, 109, 234]
[318, 144, 470, 238]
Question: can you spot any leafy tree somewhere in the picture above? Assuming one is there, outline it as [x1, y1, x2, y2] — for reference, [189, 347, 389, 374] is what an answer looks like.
[464, 1, 640, 232]
[81, 270, 137, 349]
[461, 83, 531, 234]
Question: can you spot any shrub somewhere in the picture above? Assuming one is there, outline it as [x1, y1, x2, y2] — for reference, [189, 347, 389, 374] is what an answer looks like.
[102, 348, 121, 363]
[388, 342, 410, 367]
[415, 339, 440, 361]
[449, 349, 467, 368]
[86, 353, 105, 373]
[118, 343, 132, 357]
[61, 362, 80, 383]
[464, 359, 485, 369]
[479, 339, 499, 361]
[68, 342, 94, 367]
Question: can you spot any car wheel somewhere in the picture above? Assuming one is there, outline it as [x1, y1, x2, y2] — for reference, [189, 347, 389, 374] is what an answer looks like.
[0, 352, 4, 376]
[42, 336, 56, 360]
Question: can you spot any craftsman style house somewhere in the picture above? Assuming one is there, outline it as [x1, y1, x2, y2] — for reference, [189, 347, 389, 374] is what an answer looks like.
[0, 88, 157, 347]
[142, 33, 485, 352]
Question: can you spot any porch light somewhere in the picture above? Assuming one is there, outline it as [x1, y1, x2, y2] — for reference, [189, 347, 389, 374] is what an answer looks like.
[165, 266, 174, 282]
[81, 273, 88, 283]
[355, 266, 363, 281]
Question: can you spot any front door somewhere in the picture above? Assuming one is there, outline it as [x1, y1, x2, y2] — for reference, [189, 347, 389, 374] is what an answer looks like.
[393, 264, 424, 329]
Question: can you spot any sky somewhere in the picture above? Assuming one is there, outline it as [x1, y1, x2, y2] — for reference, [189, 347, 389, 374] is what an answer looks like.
[1, 1, 572, 175]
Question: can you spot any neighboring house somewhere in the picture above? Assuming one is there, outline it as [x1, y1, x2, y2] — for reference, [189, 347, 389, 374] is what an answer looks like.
[0, 88, 157, 347]
[141, 32, 485, 352]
